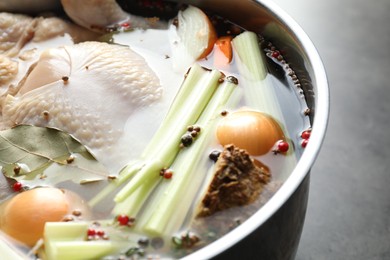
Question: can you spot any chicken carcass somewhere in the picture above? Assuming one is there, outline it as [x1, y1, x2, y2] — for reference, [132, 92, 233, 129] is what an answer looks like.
[1, 41, 163, 174]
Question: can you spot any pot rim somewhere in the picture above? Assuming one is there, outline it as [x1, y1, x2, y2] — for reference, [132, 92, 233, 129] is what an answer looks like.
[183, 0, 329, 259]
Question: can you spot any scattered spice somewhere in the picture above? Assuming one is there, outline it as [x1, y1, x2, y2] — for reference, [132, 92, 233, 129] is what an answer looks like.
[226, 76, 238, 85]
[107, 175, 117, 180]
[86, 226, 109, 241]
[160, 168, 173, 179]
[117, 214, 131, 226]
[301, 139, 309, 148]
[180, 133, 193, 147]
[220, 110, 228, 116]
[172, 18, 179, 27]
[190, 130, 198, 137]
[96, 230, 105, 236]
[121, 22, 130, 28]
[300, 128, 311, 148]
[13, 165, 21, 175]
[62, 215, 75, 222]
[66, 155, 75, 164]
[42, 110, 50, 121]
[172, 231, 200, 249]
[62, 76, 69, 84]
[301, 129, 311, 140]
[193, 126, 201, 132]
[271, 50, 280, 58]
[137, 237, 150, 247]
[209, 150, 221, 162]
[87, 228, 96, 236]
[72, 209, 82, 217]
[12, 182, 23, 192]
[304, 108, 311, 116]
[125, 246, 145, 257]
[273, 140, 289, 154]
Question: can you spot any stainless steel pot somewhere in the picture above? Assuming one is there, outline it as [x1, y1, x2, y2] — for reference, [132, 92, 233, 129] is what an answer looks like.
[0, 0, 329, 259]
[178, 0, 329, 259]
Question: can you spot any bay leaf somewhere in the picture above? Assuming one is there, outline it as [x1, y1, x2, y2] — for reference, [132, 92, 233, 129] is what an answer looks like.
[0, 125, 108, 188]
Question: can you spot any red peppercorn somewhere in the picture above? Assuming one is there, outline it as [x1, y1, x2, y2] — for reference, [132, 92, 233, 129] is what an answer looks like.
[12, 182, 23, 192]
[277, 140, 289, 153]
[121, 22, 130, 28]
[117, 214, 130, 226]
[271, 51, 280, 58]
[301, 130, 311, 140]
[96, 230, 105, 237]
[301, 139, 309, 148]
[163, 170, 173, 179]
[87, 228, 96, 236]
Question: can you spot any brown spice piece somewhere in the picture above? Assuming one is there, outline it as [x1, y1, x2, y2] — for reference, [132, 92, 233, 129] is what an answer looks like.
[197, 144, 271, 217]
[62, 215, 75, 222]
[107, 175, 117, 180]
[42, 110, 50, 121]
[66, 155, 75, 164]
[304, 108, 311, 116]
[62, 76, 69, 84]
[72, 209, 82, 217]
[13, 165, 21, 175]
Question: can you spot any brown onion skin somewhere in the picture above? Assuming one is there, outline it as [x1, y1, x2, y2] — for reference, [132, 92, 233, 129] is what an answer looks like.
[216, 110, 285, 155]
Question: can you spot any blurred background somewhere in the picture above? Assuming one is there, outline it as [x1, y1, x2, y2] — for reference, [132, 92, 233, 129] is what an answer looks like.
[272, 0, 390, 259]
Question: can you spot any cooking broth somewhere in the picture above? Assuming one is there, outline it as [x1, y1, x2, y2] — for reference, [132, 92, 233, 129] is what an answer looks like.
[0, 3, 311, 259]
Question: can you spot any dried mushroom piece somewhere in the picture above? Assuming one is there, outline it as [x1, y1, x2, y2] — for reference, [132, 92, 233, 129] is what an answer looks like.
[198, 144, 270, 217]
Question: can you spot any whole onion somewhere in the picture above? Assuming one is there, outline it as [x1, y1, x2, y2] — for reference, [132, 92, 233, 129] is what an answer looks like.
[216, 110, 285, 155]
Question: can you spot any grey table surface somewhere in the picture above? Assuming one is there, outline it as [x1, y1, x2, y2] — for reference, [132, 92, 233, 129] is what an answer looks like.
[271, 0, 390, 259]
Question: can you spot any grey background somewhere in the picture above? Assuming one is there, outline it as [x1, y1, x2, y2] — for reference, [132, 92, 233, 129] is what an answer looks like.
[272, 0, 390, 259]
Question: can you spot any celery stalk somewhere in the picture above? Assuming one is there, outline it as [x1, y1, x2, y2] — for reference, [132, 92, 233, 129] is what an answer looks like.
[232, 31, 296, 176]
[46, 241, 117, 260]
[44, 222, 89, 241]
[114, 65, 222, 203]
[44, 222, 114, 260]
[88, 162, 143, 207]
[90, 64, 222, 209]
[112, 178, 157, 216]
[114, 160, 162, 202]
[140, 64, 204, 158]
[232, 32, 267, 81]
[142, 79, 237, 236]
[232, 31, 282, 121]
[44, 222, 125, 260]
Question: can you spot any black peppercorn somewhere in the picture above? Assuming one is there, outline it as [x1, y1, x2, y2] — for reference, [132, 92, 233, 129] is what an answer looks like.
[181, 134, 193, 147]
[209, 150, 221, 162]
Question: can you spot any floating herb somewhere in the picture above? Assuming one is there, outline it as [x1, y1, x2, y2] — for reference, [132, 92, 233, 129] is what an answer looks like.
[0, 125, 108, 189]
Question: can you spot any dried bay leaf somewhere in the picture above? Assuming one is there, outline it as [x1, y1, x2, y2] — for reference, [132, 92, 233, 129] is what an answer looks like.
[0, 125, 108, 188]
